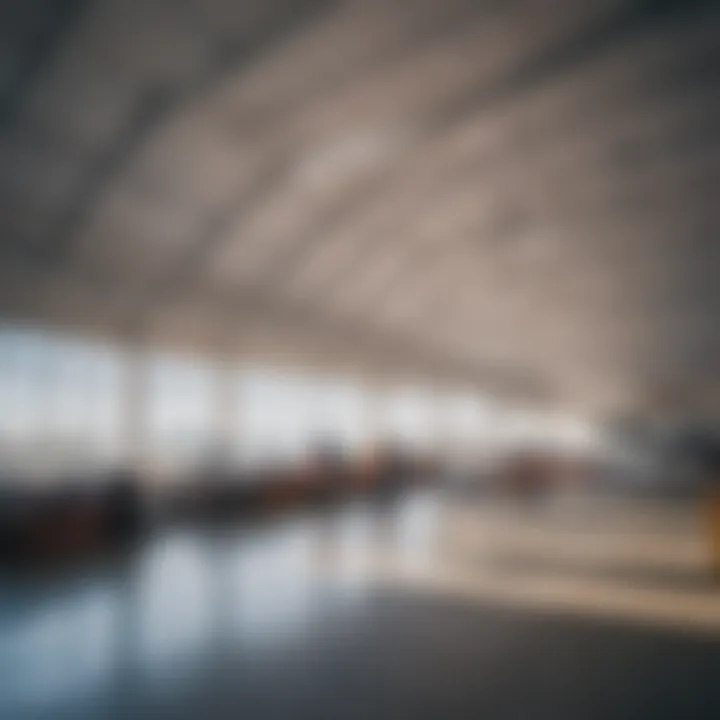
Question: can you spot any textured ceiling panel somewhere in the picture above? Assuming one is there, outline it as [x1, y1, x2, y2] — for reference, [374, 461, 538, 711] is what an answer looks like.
[0, 0, 719, 414]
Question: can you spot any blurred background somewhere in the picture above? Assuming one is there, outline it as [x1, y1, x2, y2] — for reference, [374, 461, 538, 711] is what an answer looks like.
[1, 0, 720, 717]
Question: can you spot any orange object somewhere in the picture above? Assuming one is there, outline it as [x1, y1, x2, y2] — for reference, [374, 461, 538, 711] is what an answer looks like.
[707, 487, 720, 577]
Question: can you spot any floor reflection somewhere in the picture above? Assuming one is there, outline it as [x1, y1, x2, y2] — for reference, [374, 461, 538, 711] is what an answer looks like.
[0, 492, 432, 718]
[3, 490, 720, 719]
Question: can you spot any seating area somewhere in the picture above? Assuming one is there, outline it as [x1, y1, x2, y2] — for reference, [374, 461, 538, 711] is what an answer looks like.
[0, 470, 144, 565]
[0, 445, 442, 567]
[2, 0, 720, 716]
[168, 446, 436, 519]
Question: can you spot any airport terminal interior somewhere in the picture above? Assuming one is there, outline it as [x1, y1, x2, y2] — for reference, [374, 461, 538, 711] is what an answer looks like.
[2, 0, 720, 717]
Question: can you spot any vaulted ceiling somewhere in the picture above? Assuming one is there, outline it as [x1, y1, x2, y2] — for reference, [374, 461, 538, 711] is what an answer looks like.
[1, 0, 719, 414]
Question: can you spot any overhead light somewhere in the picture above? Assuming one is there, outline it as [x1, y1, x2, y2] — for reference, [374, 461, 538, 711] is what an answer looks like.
[296, 128, 410, 187]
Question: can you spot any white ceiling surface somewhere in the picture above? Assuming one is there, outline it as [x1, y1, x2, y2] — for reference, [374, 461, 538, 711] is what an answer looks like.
[1, 0, 719, 415]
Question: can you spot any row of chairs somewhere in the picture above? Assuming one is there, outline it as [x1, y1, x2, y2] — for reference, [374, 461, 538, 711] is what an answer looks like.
[0, 448, 437, 566]
[170, 448, 435, 520]
[0, 470, 143, 567]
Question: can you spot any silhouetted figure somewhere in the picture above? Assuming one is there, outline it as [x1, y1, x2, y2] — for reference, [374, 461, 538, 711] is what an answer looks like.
[377, 445, 407, 501]
[700, 439, 720, 581]
[505, 452, 551, 505]
[315, 439, 348, 501]
[105, 468, 143, 544]
[680, 427, 720, 580]
[0, 484, 28, 563]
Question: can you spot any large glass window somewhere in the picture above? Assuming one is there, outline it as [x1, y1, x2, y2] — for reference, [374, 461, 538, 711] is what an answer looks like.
[1, 324, 516, 480]
[239, 369, 320, 466]
[0, 325, 124, 479]
[144, 352, 217, 471]
[381, 385, 436, 450]
[237, 369, 372, 467]
[307, 375, 369, 451]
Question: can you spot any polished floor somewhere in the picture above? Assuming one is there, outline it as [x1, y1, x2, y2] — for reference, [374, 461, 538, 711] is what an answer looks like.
[2, 491, 720, 719]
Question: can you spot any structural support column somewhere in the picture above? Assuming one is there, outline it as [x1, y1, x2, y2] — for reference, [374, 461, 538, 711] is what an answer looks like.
[422, 374, 446, 460]
[213, 359, 239, 467]
[119, 346, 147, 471]
[358, 373, 389, 452]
